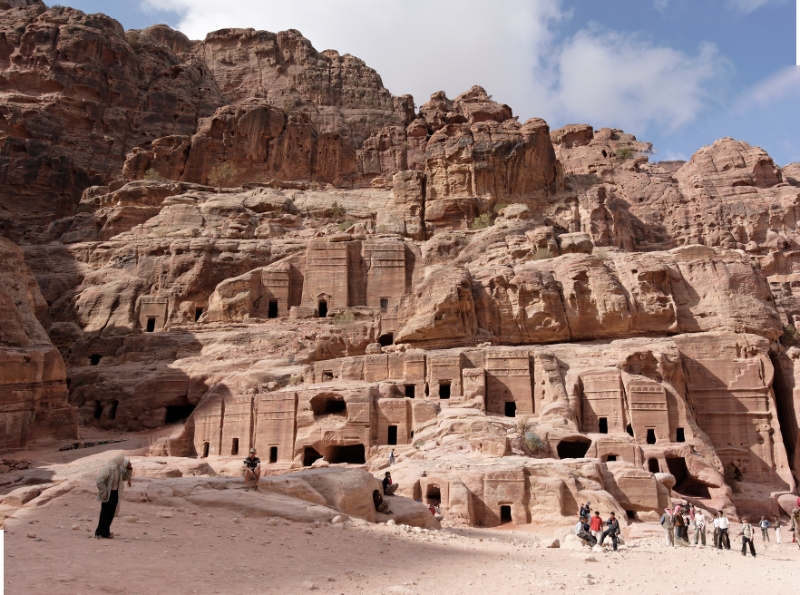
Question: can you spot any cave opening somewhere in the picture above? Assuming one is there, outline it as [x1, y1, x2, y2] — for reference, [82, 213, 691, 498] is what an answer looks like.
[93, 400, 103, 420]
[646, 428, 657, 444]
[606, 454, 617, 462]
[90, 354, 102, 366]
[231, 438, 239, 456]
[676, 427, 685, 443]
[379, 333, 394, 347]
[146, 317, 156, 332]
[202, 442, 209, 458]
[303, 447, 323, 467]
[667, 456, 711, 498]
[310, 395, 347, 416]
[165, 404, 195, 424]
[269, 446, 278, 463]
[426, 486, 441, 505]
[626, 424, 634, 437]
[556, 438, 591, 459]
[195, 308, 204, 322]
[387, 425, 398, 445]
[108, 400, 119, 420]
[326, 444, 366, 464]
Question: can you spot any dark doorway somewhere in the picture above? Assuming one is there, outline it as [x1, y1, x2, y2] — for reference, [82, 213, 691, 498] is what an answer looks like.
[165, 404, 195, 424]
[195, 308, 203, 322]
[626, 424, 634, 437]
[646, 428, 657, 444]
[108, 400, 119, 420]
[322, 370, 333, 382]
[269, 446, 278, 463]
[626, 510, 635, 519]
[648, 458, 660, 473]
[405, 384, 415, 398]
[379, 333, 394, 347]
[500, 505, 512, 524]
[557, 439, 591, 459]
[231, 438, 239, 456]
[599, 417, 608, 434]
[202, 442, 209, 458]
[327, 444, 366, 464]
[426, 486, 441, 504]
[93, 400, 103, 420]
[676, 427, 685, 442]
[606, 454, 617, 462]
[303, 447, 323, 467]
[380, 298, 389, 313]
[310, 396, 347, 416]
[504, 402, 517, 417]
[90, 354, 102, 366]
[146, 317, 156, 332]
[318, 300, 328, 318]
[268, 301, 278, 319]
[387, 425, 398, 445]
[439, 381, 451, 400]
[667, 456, 711, 498]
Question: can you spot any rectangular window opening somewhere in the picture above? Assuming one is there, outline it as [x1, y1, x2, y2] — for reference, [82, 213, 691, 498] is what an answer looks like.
[646, 428, 657, 445]
[322, 371, 333, 382]
[231, 438, 239, 456]
[500, 505, 512, 524]
[380, 298, 389, 313]
[387, 425, 398, 446]
[404, 384, 415, 399]
[676, 427, 685, 442]
[606, 454, 617, 462]
[598, 417, 608, 434]
[504, 401, 516, 418]
[202, 442, 210, 458]
[269, 446, 278, 463]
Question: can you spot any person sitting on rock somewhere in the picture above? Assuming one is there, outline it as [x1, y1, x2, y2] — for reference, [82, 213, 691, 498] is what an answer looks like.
[383, 471, 398, 496]
[373, 489, 391, 514]
[242, 448, 261, 492]
[599, 512, 620, 551]
[575, 515, 597, 546]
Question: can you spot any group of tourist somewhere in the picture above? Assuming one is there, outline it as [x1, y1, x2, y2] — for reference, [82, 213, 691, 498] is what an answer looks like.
[574, 502, 621, 551]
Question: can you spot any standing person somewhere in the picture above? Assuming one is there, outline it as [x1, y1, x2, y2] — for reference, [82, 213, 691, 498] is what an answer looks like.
[388, 449, 396, 466]
[792, 508, 800, 547]
[694, 509, 707, 546]
[579, 501, 591, 519]
[599, 512, 621, 551]
[759, 516, 770, 542]
[712, 512, 721, 548]
[773, 517, 782, 544]
[687, 508, 697, 544]
[383, 471, 399, 495]
[590, 510, 604, 544]
[95, 455, 133, 539]
[674, 507, 687, 544]
[716, 510, 731, 550]
[242, 448, 261, 491]
[660, 508, 675, 547]
[741, 517, 756, 557]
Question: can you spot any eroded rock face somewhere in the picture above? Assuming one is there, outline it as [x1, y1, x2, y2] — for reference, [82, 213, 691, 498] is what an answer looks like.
[0, 237, 77, 447]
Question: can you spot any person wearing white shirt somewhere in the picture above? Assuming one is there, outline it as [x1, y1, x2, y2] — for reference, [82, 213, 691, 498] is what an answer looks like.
[715, 511, 730, 549]
[773, 517, 782, 544]
[694, 510, 707, 546]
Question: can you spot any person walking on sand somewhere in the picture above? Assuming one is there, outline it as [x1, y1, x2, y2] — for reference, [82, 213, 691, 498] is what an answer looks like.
[694, 509, 707, 546]
[660, 508, 675, 547]
[759, 516, 770, 542]
[590, 510, 603, 544]
[388, 449, 396, 466]
[716, 511, 731, 550]
[773, 517, 782, 544]
[95, 454, 133, 539]
[741, 517, 756, 557]
[242, 448, 261, 491]
[674, 506, 687, 544]
[687, 507, 697, 544]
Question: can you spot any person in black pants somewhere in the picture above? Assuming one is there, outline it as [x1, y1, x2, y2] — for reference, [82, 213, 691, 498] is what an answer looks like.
[599, 512, 621, 551]
[741, 517, 756, 557]
[95, 455, 133, 539]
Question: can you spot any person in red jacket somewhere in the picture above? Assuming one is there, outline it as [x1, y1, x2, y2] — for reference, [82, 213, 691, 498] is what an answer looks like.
[589, 510, 604, 543]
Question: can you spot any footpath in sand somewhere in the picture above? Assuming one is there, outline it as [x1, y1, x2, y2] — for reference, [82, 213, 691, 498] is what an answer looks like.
[2, 438, 800, 595]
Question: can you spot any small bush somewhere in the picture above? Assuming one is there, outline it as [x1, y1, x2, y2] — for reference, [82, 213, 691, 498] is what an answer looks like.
[332, 310, 355, 327]
[330, 201, 346, 219]
[593, 247, 611, 260]
[492, 202, 509, 214]
[471, 213, 493, 230]
[208, 162, 236, 189]
[524, 431, 545, 455]
[144, 168, 161, 181]
[782, 324, 800, 346]
[289, 374, 303, 386]
[616, 147, 633, 161]
[338, 220, 355, 232]
[532, 248, 554, 260]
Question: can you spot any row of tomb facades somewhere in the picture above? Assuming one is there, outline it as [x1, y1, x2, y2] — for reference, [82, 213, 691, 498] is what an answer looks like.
[193, 347, 781, 487]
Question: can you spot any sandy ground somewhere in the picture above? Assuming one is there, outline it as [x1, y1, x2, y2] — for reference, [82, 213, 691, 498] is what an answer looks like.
[3, 437, 800, 595]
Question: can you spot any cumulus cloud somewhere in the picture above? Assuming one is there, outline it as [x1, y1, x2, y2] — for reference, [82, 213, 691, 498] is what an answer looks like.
[141, 0, 729, 136]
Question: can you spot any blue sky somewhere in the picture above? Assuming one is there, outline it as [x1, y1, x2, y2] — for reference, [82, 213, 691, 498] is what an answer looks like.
[61, 0, 799, 165]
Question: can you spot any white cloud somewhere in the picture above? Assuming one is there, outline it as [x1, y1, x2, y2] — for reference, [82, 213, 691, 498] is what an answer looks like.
[734, 66, 800, 111]
[652, 0, 670, 10]
[141, 0, 729, 136]
[728, 0, 782, 12]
